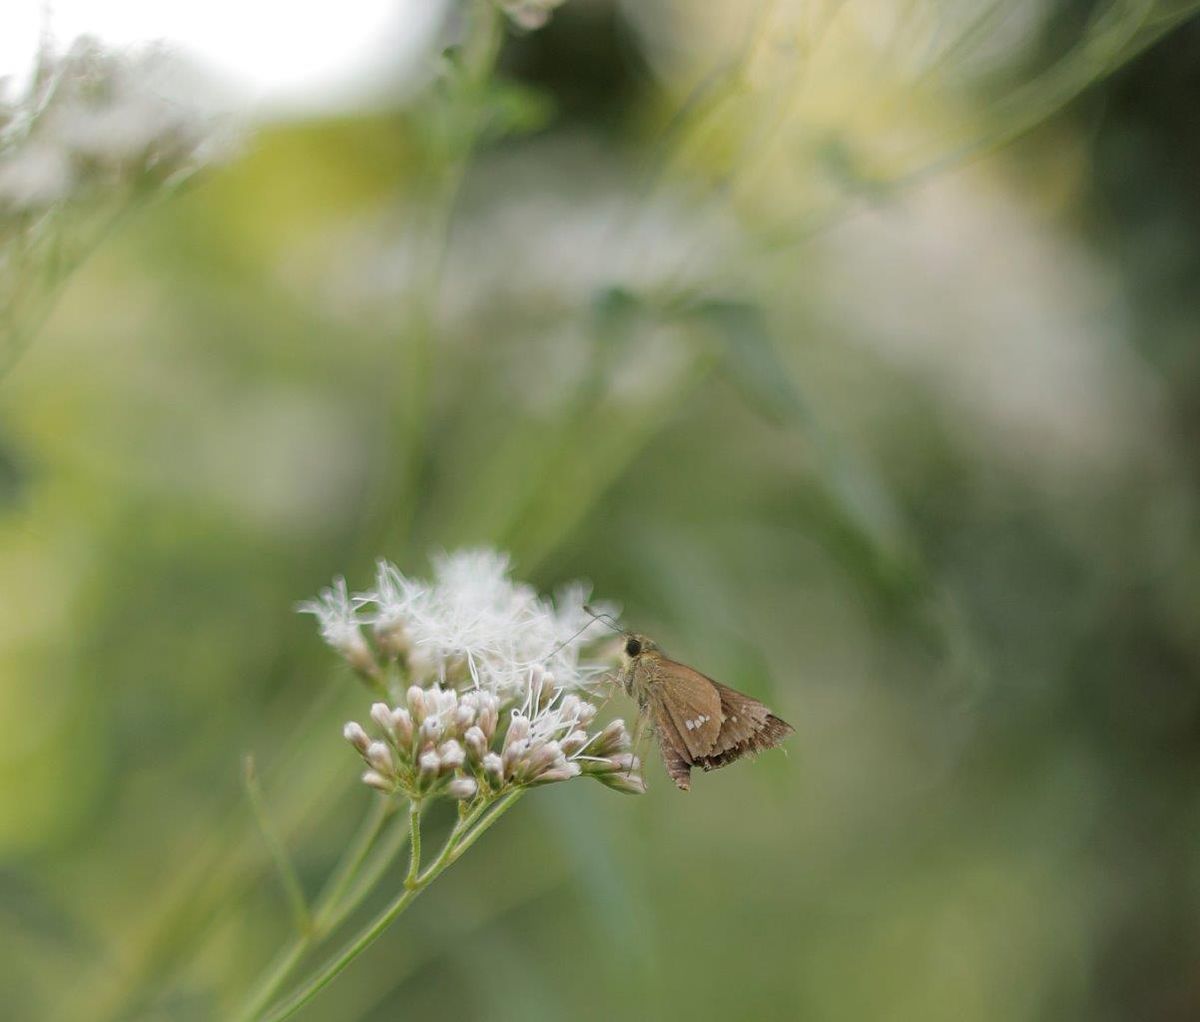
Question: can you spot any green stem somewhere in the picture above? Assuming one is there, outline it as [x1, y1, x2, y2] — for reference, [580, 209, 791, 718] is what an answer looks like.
[368, 0, 504, 557]
[258, 790, 525, 1022]
[404, 799, 423, 888]
[314, 797, 395, 927]
[232, 798, 402, 1022]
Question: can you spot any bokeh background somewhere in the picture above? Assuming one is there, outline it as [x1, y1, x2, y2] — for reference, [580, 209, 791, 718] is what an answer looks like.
[3, 1, 1200, 1019]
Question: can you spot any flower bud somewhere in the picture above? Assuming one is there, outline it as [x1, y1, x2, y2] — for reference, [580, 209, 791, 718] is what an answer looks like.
[559, 729, 589, 756]
[365, 741, 394, 775]
[418, 749, 441, 781]
[504, 715, 531, 753]
[464, 725, 487, 764]
[502, 738, 530, 777]
[437, 740, 465, 773]
[482, 752, 504, 785]
[478, 702, 499, 741]
[530, 761, 580, 785]
[420, 716, 445, 744]
[390, 708, 414, 746]
[362, 769, 393, 793]
[343, 721, 371, 755]
[591, 719, 630, 757]
[446, 777, 478, 800]
[598, 770, 647, 795]
[603, 753, 640, 776]
[525, 740, 564, 776]
[370, 702, 394, 737]
[407, 685, 427, 724]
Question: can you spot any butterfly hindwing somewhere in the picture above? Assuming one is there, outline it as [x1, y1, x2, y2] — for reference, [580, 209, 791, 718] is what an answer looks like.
[697, 682, 795, 771]
[650, 695, 696, 791]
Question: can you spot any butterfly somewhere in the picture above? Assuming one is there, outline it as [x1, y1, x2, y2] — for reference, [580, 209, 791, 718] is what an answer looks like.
[616, 633, 793, 791]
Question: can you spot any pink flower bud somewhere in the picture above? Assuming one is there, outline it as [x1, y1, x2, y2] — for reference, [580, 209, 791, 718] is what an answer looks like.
[446, 777, 478, 800]
[362, 770, 393, 793]
[343, 721, 371, 755]
[365, 741, 394, 775]
[407, 685, 427, 724]
[390, 708, 414, 746]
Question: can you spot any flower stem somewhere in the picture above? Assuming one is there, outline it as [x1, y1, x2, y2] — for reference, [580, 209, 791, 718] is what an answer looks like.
[257, 789, 525, 1022]
[404, 798, 423, 888]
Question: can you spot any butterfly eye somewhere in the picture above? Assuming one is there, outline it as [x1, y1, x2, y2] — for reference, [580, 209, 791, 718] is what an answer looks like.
[624, 637, 642, 657]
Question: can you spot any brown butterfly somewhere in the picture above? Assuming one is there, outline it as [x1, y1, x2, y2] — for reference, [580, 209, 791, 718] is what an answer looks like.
[616, 633, 794, 791]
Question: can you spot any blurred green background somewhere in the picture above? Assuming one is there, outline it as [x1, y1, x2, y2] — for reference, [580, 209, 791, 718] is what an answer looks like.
[3, 1, 1200, 1019]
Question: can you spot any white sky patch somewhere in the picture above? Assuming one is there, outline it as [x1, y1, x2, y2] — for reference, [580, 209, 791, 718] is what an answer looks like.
[0, 0, 447, 118]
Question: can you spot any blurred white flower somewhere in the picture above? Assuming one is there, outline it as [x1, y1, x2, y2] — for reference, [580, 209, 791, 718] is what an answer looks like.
[2, 37, 234, 212]
[0, 143, 73, 212]
[1, 34, 239, 369]
[810, 168, 1163, 476]
[287, 142, 746, 416]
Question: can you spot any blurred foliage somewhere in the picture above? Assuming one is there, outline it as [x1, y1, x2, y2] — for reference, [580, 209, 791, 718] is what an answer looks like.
[2, 1, 1200, 1020]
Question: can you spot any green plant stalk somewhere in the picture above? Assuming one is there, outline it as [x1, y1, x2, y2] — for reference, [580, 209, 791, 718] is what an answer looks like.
[404, 798, 423, 887]
[258, 790, 525, 1022]
[232, 796, 404, 1022]
[365, 0, 505, 558]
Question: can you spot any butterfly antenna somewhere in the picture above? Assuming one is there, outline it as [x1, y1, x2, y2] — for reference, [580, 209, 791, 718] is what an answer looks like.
[583, 604, 625, 634]
[540, 610, 622, 665]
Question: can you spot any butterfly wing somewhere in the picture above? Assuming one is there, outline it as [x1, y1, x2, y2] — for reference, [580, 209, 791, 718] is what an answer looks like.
[651, 657, 725, 761]
[650, 696, 696, 791]
[696, 681, 794, 771]
[634, 654, 724, 791]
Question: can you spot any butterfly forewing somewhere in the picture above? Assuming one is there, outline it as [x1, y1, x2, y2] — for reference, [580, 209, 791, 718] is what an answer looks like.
[650, 697, 696, 791]
[652, 656, 724, 760]
[707, 682, 771, 756]
[698, 682, 794, 770]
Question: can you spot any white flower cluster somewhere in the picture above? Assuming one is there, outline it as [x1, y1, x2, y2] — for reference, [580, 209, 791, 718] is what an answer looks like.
[1, 36, 231, 219]
[301, 549, 644, 798]
[1, 35, 236, 367]
[346, 668, 643, 800]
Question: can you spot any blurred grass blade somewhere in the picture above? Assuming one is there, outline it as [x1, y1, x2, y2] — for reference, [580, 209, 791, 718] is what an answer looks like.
[685, 298, 806, 423]
[243, 756, 311, 937]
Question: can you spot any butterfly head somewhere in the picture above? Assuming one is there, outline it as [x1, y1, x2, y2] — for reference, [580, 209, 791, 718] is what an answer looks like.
[620, 633, 658, 661]
[616, 633, 655, 696]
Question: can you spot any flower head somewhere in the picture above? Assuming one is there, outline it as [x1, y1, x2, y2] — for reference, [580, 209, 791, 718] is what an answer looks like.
[303, 548, 643, 798]
[339, 548, 615, 696]
[297, 577, 379, 681]
[344, 678, 642, 800]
